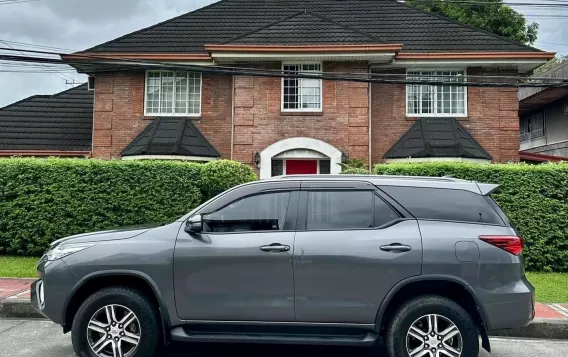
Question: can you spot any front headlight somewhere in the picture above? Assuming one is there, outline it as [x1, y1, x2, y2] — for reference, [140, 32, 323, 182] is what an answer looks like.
[46, 242, 96, 261]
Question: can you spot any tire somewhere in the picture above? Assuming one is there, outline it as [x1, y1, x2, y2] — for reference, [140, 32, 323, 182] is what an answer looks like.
[71, 287, 160, 357]
[385, 295, 479, 357]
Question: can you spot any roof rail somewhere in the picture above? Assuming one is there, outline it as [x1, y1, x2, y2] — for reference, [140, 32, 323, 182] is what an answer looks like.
[273, 174, 470, 182]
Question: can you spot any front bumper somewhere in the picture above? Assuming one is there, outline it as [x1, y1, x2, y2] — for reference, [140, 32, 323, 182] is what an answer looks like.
[30, 258, 77, 326]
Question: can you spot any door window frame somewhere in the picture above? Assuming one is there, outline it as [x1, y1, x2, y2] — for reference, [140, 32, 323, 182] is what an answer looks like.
[197, 187, 301, 235]
[296, 181, 406, 232]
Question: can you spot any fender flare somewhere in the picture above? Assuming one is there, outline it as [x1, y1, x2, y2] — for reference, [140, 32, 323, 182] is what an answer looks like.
[374, 274, 491, 340]
[62, 269, 171, 340]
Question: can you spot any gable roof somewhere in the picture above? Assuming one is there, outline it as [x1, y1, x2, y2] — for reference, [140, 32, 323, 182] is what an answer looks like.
[226, 11, 381, 45]
[121, 117, 220, 158]
[0, 84, 93, 152]
[383, 117, 492, 160]
[83, 0, 540, 54]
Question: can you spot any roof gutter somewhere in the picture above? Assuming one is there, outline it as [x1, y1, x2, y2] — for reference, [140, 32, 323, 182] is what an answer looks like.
[0, 150, 91, 157]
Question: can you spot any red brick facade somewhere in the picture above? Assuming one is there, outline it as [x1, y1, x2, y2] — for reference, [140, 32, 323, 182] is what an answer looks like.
[92, 63, 519, 164]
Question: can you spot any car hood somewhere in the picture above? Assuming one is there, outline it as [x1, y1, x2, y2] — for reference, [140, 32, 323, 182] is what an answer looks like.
[50, 224, 161, 247]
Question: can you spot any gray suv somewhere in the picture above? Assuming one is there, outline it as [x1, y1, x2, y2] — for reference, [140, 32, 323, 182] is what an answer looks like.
[31, 175, 534, 357]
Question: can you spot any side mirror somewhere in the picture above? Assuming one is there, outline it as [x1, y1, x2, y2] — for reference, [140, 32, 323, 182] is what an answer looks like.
[185, 215, 202, 234]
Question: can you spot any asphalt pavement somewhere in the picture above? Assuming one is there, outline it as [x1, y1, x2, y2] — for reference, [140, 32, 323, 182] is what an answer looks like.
[1, 318, 567, 357]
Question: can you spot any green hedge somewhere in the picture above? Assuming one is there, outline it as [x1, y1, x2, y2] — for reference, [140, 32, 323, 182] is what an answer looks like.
[369, 162, 568, 272]
[0, 158, 256, 256]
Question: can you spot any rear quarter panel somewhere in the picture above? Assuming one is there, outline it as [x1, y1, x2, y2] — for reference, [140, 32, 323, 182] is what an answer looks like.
[418, 220, 534, 330]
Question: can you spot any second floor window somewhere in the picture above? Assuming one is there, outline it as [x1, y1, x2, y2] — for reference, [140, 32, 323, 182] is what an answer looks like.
[406, 70, 466, 116]
[282, 63, 322, 111]
[145, 71, 201, 116]
[520, 110, 545, 142]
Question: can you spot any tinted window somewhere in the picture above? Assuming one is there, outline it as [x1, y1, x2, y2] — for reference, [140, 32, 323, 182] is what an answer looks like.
[203, 192, 291, 233]
[307, 191, 373, 230]
[375, 197, 400, 227]
[381, 186, 504, 225]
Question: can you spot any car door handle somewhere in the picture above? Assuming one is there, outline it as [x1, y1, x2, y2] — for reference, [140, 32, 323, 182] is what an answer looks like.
[380, 244, 412, 253]
[260, 243, 291, 253]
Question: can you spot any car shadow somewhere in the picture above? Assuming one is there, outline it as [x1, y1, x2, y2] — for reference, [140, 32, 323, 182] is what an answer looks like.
[161, 342, 387, 357]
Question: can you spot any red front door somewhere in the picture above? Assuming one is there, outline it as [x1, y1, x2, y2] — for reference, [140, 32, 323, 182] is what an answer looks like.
[286, 160, 317, 175]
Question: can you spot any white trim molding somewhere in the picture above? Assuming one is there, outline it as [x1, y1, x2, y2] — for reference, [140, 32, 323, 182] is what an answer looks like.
[385, 157, 491, 164]
[259, 137, 342, 179]
[122, 155, 217, 162]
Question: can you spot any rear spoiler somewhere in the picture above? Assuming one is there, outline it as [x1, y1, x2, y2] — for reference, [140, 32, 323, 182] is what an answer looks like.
[477, 183, 500, 196]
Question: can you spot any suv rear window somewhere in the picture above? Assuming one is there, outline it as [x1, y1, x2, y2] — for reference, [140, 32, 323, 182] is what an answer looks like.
[380, 186, 505, 225]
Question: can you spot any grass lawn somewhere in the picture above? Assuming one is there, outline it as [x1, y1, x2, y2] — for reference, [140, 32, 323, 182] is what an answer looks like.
[526, 272, 568, 303]
[0, 256, 39, 278]
[0, 256, 567, 302]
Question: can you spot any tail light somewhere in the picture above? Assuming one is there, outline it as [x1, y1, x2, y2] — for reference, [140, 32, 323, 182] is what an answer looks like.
[479, 235, 523, 255]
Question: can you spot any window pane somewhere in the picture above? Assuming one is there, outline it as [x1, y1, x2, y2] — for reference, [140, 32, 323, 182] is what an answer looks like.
[271, 160, 284, 177]
[380, 187, 503, 225]
[203, 192, 291, 233]
[307, 191, 373, 230]
[146, 71, 201, 115]
[319, 160, 330, 174]
[282, 64, 321, 110]
[406, 70, 465, 115]
[374, 197, 399, 227]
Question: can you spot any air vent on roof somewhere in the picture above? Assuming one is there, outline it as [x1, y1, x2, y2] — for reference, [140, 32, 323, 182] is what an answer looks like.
[88, 76, 95, 91]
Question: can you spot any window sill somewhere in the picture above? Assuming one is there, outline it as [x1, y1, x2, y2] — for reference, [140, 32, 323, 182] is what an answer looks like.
[280, 111, 324, 117]
[406, 116, 468, 121]
[143, 116, 201, 120]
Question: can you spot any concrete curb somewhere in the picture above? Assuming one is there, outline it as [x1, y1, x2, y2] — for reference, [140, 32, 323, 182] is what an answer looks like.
[490, 318, 568, 340]
[1, 300, 567, 340]
[0, 299, 44, 319]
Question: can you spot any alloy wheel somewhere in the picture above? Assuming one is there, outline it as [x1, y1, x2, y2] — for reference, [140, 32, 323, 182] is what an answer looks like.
[86, 304, 141, 357]
[406, 314, 463, 357]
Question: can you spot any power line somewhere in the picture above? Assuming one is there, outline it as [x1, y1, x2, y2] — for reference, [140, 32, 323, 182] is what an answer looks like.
[0, 0, 40, 5]
[0, 41, 80, 84]
[0, 39, 75, 53]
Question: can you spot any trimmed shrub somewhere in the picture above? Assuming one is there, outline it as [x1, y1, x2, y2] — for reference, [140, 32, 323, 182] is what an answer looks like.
[342, 168, 371, 175]
[371, 162, 568, 272]
[199, 160, 258, 200]
[0, 158, 255, 256]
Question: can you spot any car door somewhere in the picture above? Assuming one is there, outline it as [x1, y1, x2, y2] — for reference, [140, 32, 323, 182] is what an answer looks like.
[174, 181, 300, 322]
[293, 181, 422, 324]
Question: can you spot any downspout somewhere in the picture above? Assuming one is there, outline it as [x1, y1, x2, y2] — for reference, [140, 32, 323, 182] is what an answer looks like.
[231, 71, 235, 160]
[368, 63, 372, 170]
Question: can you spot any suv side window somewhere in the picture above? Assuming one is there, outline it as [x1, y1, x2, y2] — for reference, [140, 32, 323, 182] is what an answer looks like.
[380, 186, 504, 225]
[202, 192, 291, 233]
[307, 190, 394, 230]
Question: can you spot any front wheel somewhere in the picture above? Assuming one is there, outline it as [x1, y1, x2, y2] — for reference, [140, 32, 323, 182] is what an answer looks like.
[385, 295, 479, 357]
[71, 287, 160, 357]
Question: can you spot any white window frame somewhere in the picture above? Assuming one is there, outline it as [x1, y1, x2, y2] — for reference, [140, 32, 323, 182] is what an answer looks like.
[281, 61, 323, 112]
[144, 70, 202, 117]
[405, 68, 468, 118]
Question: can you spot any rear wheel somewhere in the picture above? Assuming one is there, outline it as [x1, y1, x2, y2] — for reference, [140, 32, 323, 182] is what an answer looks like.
[385, 295, 479, 357]
[71, 287, 159, 357]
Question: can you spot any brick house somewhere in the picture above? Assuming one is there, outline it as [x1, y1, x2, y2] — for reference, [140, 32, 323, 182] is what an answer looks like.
[1, 0, 554, 177]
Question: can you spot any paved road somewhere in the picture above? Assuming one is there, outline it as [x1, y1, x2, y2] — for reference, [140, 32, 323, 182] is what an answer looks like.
[1, 318, 567, 357]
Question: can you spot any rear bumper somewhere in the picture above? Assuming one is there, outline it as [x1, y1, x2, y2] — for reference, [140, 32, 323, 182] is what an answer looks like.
[483, 276, 535, 331]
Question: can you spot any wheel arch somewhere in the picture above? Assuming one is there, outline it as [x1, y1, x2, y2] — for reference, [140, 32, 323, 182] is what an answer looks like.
[375, 275, 491, 352]
[62, 270, 171, 343]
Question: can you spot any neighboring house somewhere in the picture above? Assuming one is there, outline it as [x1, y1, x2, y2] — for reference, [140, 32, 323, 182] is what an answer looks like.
[519, 61, 568, 162]
[5, 0, 555, 177]
[0, 84, 92, 157]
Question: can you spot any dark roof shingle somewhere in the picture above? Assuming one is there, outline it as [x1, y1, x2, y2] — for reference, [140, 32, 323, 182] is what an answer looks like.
[0, 84, 93, 151]
[84, 0, 540, 54]
[383, 117, 492, 160]
[121, 117, 220, 158]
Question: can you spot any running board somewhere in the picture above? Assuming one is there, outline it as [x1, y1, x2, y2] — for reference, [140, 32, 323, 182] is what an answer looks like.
[170, 327, 378, 346]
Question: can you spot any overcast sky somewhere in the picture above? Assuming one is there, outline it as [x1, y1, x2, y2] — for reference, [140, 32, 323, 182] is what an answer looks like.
[0, 0, 566, 107]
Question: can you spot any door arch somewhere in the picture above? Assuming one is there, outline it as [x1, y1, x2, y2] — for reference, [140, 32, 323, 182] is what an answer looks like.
[259, 137, 342, 179]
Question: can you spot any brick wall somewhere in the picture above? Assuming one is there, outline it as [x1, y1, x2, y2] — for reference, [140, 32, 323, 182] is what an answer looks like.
[232, 62, 370, 166]
[92, 72, 232, 159]
[370, 67, 520, 163]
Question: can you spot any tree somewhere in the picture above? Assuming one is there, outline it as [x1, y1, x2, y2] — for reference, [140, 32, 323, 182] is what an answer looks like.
[407, 0, 539, 45]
